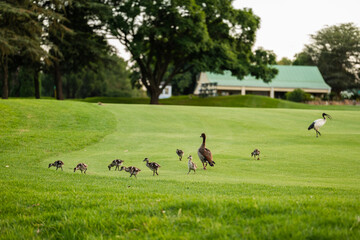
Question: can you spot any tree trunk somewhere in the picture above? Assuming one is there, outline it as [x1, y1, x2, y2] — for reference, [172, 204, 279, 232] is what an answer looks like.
[149, 88, 161, 104]
[2, 59, 9, 99]
[34, 69, 40, 99]
[54, 61, 64, 100]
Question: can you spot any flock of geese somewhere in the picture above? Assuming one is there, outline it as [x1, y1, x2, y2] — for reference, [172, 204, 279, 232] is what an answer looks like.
[48, 113, 332, 177]
[48, 132, 259, 177]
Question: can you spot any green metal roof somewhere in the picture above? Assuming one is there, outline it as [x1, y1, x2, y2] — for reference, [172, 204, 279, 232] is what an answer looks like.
[207, 65, 331, 90]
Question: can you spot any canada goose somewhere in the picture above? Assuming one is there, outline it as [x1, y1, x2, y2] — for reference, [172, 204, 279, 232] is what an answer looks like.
[197, 133, 215, 170]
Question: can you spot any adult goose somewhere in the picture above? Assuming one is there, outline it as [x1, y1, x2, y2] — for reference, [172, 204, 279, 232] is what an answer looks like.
[197, 133, 215, 170]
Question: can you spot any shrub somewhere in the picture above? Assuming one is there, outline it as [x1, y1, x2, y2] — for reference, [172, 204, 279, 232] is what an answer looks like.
[285, 89, 311, 102]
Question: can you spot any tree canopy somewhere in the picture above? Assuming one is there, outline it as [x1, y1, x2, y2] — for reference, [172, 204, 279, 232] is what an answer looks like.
[277, 57, 292, 65]
[0, 0, 68, 99]
[105, 0, 278, 104]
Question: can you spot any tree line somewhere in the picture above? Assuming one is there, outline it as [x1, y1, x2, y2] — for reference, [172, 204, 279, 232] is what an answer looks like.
[1, 1, 358, 103]
[1, 0, 278, 103]
[1, 0, 144, 100]
[277, 23, 360, 98]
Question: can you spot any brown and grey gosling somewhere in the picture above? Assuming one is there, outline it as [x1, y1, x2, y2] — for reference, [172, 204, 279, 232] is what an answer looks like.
[176, 149, 184, 161]
[74, 163, 88, 174]
[187, 155, 197, 174]
[120, 166, 141, 178]
[197, 133, 215, 170]
[143, 158, 161, 176]
[108, 159, 124, 171]
[251, 149, 260, 160]
[48, 160, 64, 171]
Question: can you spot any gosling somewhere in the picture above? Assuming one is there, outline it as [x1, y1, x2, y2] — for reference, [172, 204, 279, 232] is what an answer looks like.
[187, 155, 197, 174]
[74, 163, 88, 174]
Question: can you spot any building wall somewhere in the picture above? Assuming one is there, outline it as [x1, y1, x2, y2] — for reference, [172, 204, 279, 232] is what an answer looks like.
[194, 72, 331, 98]
[159, 85, 172, 99]
[193, 72, 209, 95]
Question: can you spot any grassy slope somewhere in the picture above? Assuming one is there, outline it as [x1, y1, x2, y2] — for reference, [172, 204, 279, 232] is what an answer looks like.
[1, 100, 360, 239]
[81, 94, 360, 110]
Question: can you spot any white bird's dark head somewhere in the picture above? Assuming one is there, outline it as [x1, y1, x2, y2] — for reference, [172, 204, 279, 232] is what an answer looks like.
[143, 158, 149, 162]
[187, 155, 192, 160]
[322, 113, 332, 119]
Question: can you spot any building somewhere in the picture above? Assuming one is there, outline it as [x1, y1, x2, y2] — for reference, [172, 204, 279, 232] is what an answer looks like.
[159, 84, 172, 99]
[194, 65, 331, 98]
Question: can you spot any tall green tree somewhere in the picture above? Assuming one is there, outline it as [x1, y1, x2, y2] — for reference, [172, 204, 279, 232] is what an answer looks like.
[292, 52, 315, 66]
[277, 57, 292, 65]
[48, 0, 112, 100]
[0, 0, 67, 99]
[0, 1, 42, 99]
[303, 23, 360, 96]
[105, 0, 277, 104]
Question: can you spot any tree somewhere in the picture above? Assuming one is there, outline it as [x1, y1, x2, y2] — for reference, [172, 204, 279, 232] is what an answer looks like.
[285, 88, 310, 102]
[303, 23, 360, 96]
[0, 1, 43, 99]
[105, 0, 277, 104]
[47, 0, 112, 100]
[277, 57, 292, 65]
[293, 52, 315, 66]
[171, 69, 198, 96]
[0, 0, 68, 99]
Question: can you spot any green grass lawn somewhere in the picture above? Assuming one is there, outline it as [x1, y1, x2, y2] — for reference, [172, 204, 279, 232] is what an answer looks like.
[1, 99, 360, 239]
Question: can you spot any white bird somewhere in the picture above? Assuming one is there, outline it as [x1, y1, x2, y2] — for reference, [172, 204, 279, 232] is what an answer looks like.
[308, 113, 332, 137]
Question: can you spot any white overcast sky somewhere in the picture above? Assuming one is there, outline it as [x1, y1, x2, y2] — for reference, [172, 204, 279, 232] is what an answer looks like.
[110, 0, 360, 61]
[234, 0, 360, 60]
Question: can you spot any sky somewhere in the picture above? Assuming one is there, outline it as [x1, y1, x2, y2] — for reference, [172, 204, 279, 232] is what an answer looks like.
[109, 0, 360, 61]
[234, 0, 360, 60]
